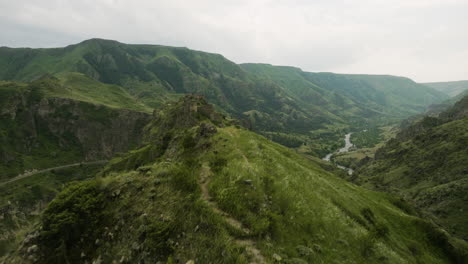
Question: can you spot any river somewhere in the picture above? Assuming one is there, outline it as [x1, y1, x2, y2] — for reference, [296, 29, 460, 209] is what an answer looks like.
[322, 133, 354, 175]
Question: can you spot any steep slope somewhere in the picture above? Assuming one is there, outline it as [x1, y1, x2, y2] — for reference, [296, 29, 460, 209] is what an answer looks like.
[424, 80, 468, 97]
[0, 163, 105, 257]
[0, 78, 151, 180]
[0, 39, 338, 136]
[4, 96, 467, 264]
[0, 39, 448, 156]
[0, 76, 152, 258]
[356, 96, 468, 240]
[440, 89, 468, 108]
[241, 63, 448, 120]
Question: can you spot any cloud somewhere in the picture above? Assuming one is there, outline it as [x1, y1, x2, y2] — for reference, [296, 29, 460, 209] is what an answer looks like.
[0, 0, 467, 82]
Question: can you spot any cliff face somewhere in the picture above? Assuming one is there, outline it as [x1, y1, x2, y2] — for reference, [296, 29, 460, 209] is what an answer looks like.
[0, 84, 151, 179]
[34, 97, 151, 159]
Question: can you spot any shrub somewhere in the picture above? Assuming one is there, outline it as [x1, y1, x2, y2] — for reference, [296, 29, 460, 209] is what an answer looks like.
[372, 223, 389, 239]
[144, 220, 174, 257]
[169, 165, 198, 193]
[210, 157, 228, 173]
[389, 196, 417, 216]
[415, 218, 468, 263]
[408, 243, 421, 256]
[40, 180, 106, 261]
[182, 134, 197, 149]
[361, 208, 376, 226]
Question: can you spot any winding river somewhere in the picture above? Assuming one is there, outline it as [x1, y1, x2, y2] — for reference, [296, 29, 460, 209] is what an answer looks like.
[322, 133, 354, 175]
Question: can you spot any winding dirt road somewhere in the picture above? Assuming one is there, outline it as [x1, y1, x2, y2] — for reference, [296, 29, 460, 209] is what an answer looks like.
[0, 160, 108, 187]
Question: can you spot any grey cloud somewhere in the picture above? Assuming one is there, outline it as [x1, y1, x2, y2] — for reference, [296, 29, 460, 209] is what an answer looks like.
[0, 0, 467, 82]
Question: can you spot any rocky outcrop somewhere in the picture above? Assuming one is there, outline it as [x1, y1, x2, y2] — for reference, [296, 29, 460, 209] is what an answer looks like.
[0, 88, 151, 178]
[34, 97, 151, 159]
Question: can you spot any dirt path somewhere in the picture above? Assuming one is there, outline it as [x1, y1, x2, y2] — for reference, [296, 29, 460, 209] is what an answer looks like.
[199, 162, 266, 264]
[0, 160, 108, 187]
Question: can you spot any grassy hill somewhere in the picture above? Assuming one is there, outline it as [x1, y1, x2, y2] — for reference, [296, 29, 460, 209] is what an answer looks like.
[356, 96, 468, 241]
[0, 39, 449, 156]
[423, 81, 468, 97]
[3, 95, 467, 264]
[45, 72, 152, 113]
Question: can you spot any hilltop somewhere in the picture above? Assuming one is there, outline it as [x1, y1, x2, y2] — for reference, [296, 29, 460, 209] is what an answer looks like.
[3, 95, 467, 264]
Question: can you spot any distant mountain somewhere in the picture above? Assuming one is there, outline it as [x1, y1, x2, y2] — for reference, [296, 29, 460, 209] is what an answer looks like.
[4, 95, 466, 264]
[448, 89, 468, 105]
[242, 64, 447, 121]
[423, 80, 468, 97]
[0, 39, 449, 156]
[356, 95, 468, 240]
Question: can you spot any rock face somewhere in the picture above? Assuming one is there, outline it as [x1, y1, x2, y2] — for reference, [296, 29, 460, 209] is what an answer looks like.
[146, 94, 225, 142]
[0, 87, 151, 179]
[36, 98, 150, 159]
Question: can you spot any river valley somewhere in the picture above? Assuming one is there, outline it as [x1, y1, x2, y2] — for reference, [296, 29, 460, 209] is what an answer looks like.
[323, 133, 354, 175]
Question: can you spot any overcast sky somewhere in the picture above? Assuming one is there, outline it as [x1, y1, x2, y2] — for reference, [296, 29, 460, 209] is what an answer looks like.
[1, 0, 467, 82]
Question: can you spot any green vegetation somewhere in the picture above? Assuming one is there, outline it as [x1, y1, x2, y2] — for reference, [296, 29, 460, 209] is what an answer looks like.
[241, 64, 448, 121]
[352, 127, 383, 148]
[356, 96, 468, 241]
[40, 180, 106, 262]
[0, 39, 466, 263]
[0, 39, 449, 155]
[331, 126, 398, 173]
[0, 79, 151, 180]
[0, 81, 82, 178]
[241, 63, 448, 155]
[423, 80, 468, 97]
[0, 164, 103, 257]
[45, 72, 152, 112]
[5, 96, 466, 264]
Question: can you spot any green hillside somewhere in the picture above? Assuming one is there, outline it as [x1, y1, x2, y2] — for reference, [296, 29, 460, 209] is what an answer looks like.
[0, 78, 151, 180]
[0, 163, 105, 256]
[447, 89, 468, 105]
[423, 81, 468, 97]
[0, 39, 449, 156]
[241, 64, 448, 120]
[46, 72, 152, 113]
[3, 95, 466, 264]
[356, 96, 468, 241]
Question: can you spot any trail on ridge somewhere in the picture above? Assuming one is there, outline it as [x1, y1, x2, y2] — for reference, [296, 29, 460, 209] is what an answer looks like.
[199, 162, 266, 264]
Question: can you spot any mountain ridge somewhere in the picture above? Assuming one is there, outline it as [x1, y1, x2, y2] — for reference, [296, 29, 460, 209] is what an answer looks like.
[423, 80, 468, 97]
[4, 95, 466, 263]
[0, 39, 449, 156]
